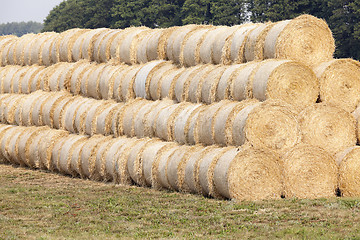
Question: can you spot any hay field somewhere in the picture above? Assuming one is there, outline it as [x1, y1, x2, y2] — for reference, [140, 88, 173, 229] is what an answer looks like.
[2, 164, 360, 239]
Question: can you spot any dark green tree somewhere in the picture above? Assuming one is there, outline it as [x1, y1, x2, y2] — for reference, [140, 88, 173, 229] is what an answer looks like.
[328, 0, 360, 59]
[181, 0, 212, 24]
[210, 0, 246, 25]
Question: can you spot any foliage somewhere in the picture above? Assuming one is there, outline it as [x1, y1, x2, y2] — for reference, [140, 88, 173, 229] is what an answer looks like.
[0, 21, 43, 37]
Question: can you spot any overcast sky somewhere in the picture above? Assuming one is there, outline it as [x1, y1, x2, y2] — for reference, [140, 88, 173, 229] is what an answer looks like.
[0, 0, 64, 24]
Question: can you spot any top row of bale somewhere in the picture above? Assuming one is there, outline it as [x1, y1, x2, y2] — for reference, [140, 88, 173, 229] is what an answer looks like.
[0, 15, 334, 68]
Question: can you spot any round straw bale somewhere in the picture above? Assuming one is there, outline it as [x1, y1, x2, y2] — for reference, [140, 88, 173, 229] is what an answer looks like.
[159, 68, 184, 100]
[30, 67, 48, 92]
[232, 100, 301, 154]
[244, 23, 274, 62]
[117, 27, 150, 64]
[15, 34, 35, 65]
[109, 29, 130, 61]
[40, 33, 58, 66]
[195, 101, 226, 145]
[50, 135, 71, 172]
[99, 65, 121, 100]
[62, 96, 85, 133]
[0, 125, 14, 164]
[71, 29, 91, 62]
[156, 27, 177, 60]
[174, 104, 202, 145]
[135, 30, 155, 64]
[151, 144, 179, 189]
[93, 29, 116, 63]
[6, 39, 18, 65]
[185, 105, 205, 145]
[148, 63, 177, 100]
[100, 29, 122, 62]
[0, 127, 18, 163]
[145, 29, 163, 62]
[83, 63, 107, 99]
[68, 61, 93, 95]
[58, 29, 83, 62]
[314, 58, 360, 112]
[299, 103, 356, 155]
[155, 102, 190, 141]
[91, 137, 118, 181]
[31, 32, 57, 65]
[83, 28, 110, 61]
[216, 65, 242, 101]
[41, 91, 70, 128]
[38, 128, 69, 171]
[20, 65, 44, 94]
[116, 138, 146, 185]
[184, 146, 217, 194]
[205, 147, 239, 198]
[46, 63, 71, 91]
[119, 65, 142, 101]
[140, 141, 176, 187]
[73, 98, 97, 134]
[222, 23, 260, 64]
[16, 91, 42, 126]
[110, 65, 135, 101]
[103, 137, 128, 182]
[83, 100, 108, 135]
[58, 135, 88, 175]
[4, 126, 25, 165]
[119, 99, 148, 137]
[337, 146, 360, 196]
[186, 65, 214, 103]
[229, 62, 258, 101]
[15, 126, 40, 167]
[283, 144, 338, 199]
[181, 27, 213, 67]
[96, 102, 121, 136]
[30, 92, 55, 126]
[23, 35, 38, 66]
[264, 15, 335, 66]
[134, 60, 165, 99]
[198, 147, 234, 197]
[2, 95, 24, 125]
[133, 101, 159, 138]
[143, 99, 174, 137]
[127, 138, 159, 185]
[51, 95, 75, 129]
[166, 145, 194, 191]
[69, 137, 89, 177]
[201, 66, 227, 104]
[212, 26, 239, 64]
[213, 101, 244, 146]
[79, 135, 106, 178]
[166, 25, 199, 64]
[2, 66, 21, 93]
[0, 36, 17, 66]
[214, 146, 283, 200]
[199, 26, 227, 64]
[249, 59, 319, 109]
[10, 66, 30, 93]
[174, 65, 202, 103]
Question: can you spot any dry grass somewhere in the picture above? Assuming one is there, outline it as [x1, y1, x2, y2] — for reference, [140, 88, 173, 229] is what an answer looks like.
[1, 163, 360, 239]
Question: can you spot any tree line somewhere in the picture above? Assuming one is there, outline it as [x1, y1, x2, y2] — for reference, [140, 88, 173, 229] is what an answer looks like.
[0, 21, 43, 37]
[12, 0, 360, 60]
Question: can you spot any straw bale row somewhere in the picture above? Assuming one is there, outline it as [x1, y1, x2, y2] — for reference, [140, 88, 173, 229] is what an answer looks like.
[0, 15, 334, 67]
[0, 124, 286, 201]
[1, 91, 357, 156]
[0, 59, 321, 110]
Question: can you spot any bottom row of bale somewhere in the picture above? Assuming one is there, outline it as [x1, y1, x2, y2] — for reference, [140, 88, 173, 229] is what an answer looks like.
[1, 123, 360, 200]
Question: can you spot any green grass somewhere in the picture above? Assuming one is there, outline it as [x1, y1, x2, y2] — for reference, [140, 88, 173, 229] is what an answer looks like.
[1, 163, 360, 239]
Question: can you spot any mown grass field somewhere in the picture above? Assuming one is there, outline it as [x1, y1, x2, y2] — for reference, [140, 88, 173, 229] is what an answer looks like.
[1, 163, 360, 239]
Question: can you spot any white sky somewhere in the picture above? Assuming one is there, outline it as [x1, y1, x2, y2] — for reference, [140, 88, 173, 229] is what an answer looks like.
[0, 0, 64, 24]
